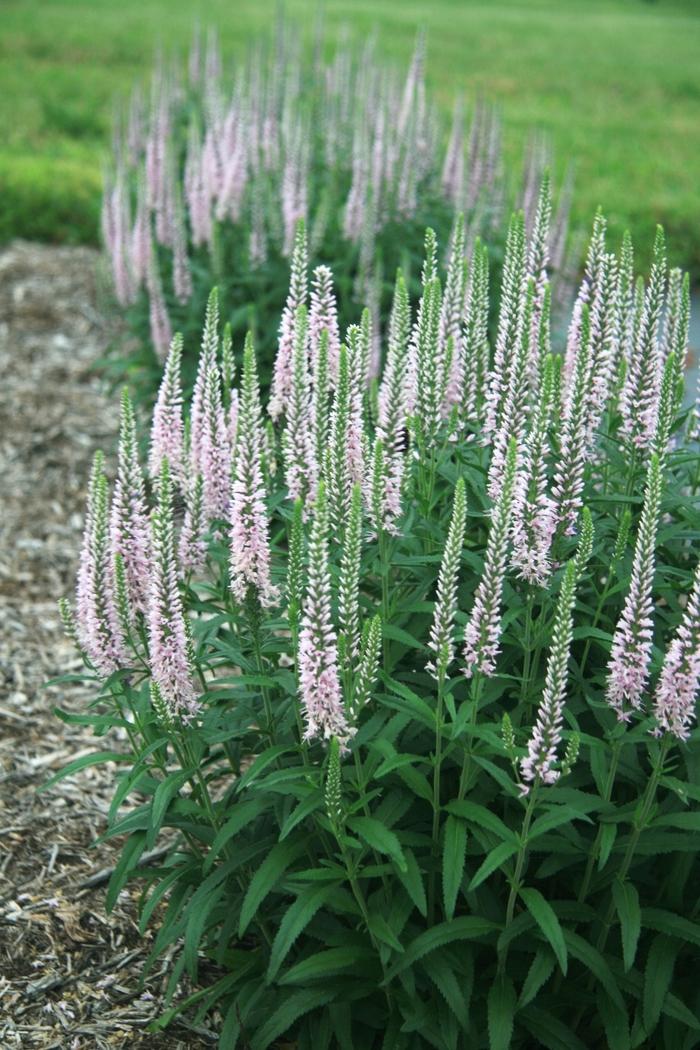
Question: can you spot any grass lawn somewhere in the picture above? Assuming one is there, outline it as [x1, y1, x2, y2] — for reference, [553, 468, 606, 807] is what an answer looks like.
[0, 0, 698, 272]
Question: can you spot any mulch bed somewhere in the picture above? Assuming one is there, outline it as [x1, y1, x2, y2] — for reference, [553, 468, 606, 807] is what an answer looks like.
[0, 242, 215, 1048]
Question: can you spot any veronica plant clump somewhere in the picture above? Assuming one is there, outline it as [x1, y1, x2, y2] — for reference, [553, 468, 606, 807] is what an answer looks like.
[102, 23, 575, 399]
[54, 211, 700, 1049]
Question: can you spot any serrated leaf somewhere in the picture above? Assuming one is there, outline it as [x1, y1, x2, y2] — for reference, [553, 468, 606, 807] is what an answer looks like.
[663, 990, 700, 1031]
[250, 988, 335, 1050]
[40, 750, 129, 792]
[204, 799, 265, 872]
[383, 916, 497, 982]
[267, 885, 335, 982]
[641, 907, 700, 947]
[528, 805, 592, 841]
[654, 811, 700, 832]
[279, 946, 374, 985]
[148, 769, 192, 849]
[612, 881, 641, 971]
[519, 948, 556, 1007]
[382, 623, 426, 649]
[442, 815, 468, 921]
[367, 911, 404, 953]
[279, 790, 323, 841]
[446, 799, 515, 843]
[347, 815, 406, 872]
[488, 973, 516, 1050]
[239, 840, 306, 937]
[424, 950, 469, 1031]
[105, 830, 147, 912]
[379, 676, 436, 730]
[520, 1005, 588, 1050]
[519, 888, 567, 975]
[597, 985, 631, 1050]
[598, 822, 617, 870]
[397, 847, 427, 917]
[563, 929, 625, 1011]
[643, 934, 679, 1035]
[468, 840, 519, 891]
[184, 879, 227, 978]
[235, 745, 294, 794]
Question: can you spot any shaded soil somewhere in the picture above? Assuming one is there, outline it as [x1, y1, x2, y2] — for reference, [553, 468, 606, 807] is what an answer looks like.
[0, 242, 214, 1048]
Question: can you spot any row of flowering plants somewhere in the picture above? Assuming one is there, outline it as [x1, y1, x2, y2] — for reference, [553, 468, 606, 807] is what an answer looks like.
[53, 189, 700, 1048]
[101, 23, 575, 399]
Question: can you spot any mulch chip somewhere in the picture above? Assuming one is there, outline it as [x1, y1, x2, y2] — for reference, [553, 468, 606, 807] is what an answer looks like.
[0, 242, 215, 1048]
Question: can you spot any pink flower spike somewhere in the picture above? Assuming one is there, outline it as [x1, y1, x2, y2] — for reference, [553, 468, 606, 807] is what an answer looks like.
[230, 335, 277, 606]
[653, 560, 700, 741]
[149, 333, 185, 487]
[76, 452, 128, 677]
[298, 483, 352, 747]
[109, 389, 151, 615]
[606, 454, 663, 721]
[148, 459, 200, 721]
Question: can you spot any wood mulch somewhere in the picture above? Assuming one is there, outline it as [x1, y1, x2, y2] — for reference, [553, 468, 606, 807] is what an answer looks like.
[0, 242, 215, 1048]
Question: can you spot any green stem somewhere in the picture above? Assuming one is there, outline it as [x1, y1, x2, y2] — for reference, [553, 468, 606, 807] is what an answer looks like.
[499, 784, 539, 973]
[520, 589, 536, 703]
[378, 527, 391, 672]
[250, 611, 275, 743]
[577, 737, 622, 905]
[336, 830, 394, 1013]
[457, 674, 484, 800]
[595, 737, 670, 954]
[428, 673, 446, 923]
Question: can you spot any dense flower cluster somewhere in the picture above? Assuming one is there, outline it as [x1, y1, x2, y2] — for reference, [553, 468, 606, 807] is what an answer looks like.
[101, 23, 575, 390]
[70, 205, 698, 741]
[60, 202, 700, 1047]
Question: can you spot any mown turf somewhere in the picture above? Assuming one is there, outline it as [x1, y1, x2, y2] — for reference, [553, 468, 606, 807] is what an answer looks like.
[1, 0, 698, 271]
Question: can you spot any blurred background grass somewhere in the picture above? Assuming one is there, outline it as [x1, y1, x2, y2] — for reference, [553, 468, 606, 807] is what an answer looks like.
[0, 0, 698, 272]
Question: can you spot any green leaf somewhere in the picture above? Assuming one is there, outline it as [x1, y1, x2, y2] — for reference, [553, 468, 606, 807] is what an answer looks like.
[279, 790, 323, 841]
[239, 840, 306, 937]
[446, 799, 515, 843]
[279, 946, 374, 986]
[643, 934, 680, 1036]
[40, 750, 129, 792]
[235, 745, 294, 794]
[347, 815, 406, 872]
[519, 948, 556, 1007]
[250, 988, 335, 1050]
[424, 951, 469, 1031]
[139, 865, 192, 934]
[519, 888, 567, 975]
[442, 815, 468, 921]
[612, 881, 641, 971]
[105, 830, 147, 912]
[204, 799, 264, 872]
[382, 623, 426, 650]
[148, 769, 192, 849]
[562, 929, 625, 1011]
[184, 879, 228, 979]
[598, 822, 617, 870]
[379, 675, 435, 729]
[396, 848, 427, 917]
[654, 811, 700, 832]
[663, 991, 700, 1031]
[468, 840, 519, 891]
[487, 973, 516, 1050]
[641, 907, 700, 947]
[527, 805, 592, 841]
[267, 885, 335, 982]
[384, 916, 497, 982]
[520, 1005, 588, 1050]
[596, 985, 630, 1050]
[367, 911, 404, 953]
